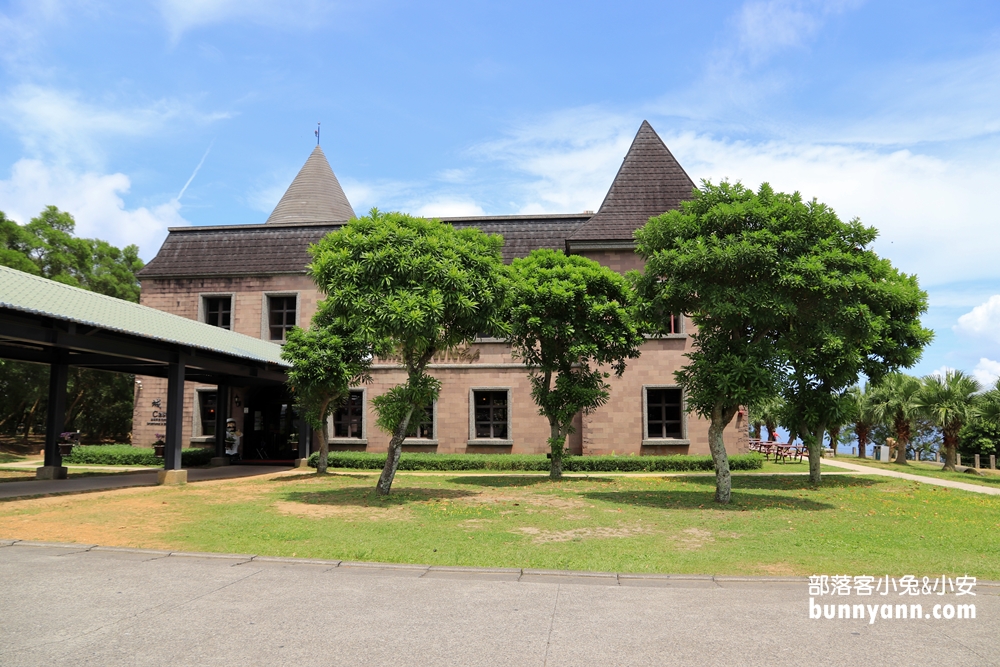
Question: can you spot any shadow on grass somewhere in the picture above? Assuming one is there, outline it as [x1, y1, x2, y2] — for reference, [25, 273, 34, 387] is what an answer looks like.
[583, 490, 836, 512]
[282, 486, 477, 508]
[679, 475, 885, 491]
[448, 475, 616, 488]
[269, 472, 374, 483]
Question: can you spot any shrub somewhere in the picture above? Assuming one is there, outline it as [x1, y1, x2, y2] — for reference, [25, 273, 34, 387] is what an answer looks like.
[63, 445, 214, 467]
[306, 451, 764, 472]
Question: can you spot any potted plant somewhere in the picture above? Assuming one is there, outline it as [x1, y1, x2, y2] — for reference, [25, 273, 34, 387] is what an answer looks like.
[153, 433, 165, 458]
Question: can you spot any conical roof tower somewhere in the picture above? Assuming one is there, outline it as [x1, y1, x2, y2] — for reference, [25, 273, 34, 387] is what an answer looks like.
[568, 120, 694, 243]
[265, 146, 356, 224]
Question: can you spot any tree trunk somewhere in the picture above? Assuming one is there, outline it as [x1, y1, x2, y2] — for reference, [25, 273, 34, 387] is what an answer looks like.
[941, 425, 958, 472]
[376, 404, 415, 496]
[857, 425, 868, 458]
[548, 420, 564, 480]
[22, 396, 40, 443]
[802, 421, 826, 485]
[707, 403, 736, 504]
[313, 399, 332, 474]
[894, 415, 910, 464]
[829, 426, 840, 456]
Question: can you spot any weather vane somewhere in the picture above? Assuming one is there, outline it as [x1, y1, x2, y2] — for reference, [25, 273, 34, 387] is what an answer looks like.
[315, 122, 320, 146]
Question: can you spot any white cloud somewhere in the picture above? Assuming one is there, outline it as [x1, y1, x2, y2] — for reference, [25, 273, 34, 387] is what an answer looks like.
[955, 296, 1000, 343]
[0, 159, 188, 261]
[412, 199, 486, 218]
[736, 1, 863, 62]
[158, 0, 334, 39]
[972, 358, 1000, 388]
[0, 84, 228, 167]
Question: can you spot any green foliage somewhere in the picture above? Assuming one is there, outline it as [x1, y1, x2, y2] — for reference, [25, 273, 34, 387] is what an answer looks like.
[507, 249, 643, 477]
[309, 209, 510, 493]
[0, 206, 144, 441]
[306, 451, 765, 472]
[63, 445, 213, 467]
[960, 379, 1000, 457]
[916, 370, 980, 469]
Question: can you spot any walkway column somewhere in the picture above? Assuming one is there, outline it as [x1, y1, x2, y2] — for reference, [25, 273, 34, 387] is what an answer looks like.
[211, 382, 229, 466]
[159, 358, 187, 485]
[36, 360, 68, 480]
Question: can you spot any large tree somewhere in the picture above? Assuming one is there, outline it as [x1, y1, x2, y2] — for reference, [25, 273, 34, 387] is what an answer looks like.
[309, 209, 509, 495]
[845, 383, 878, 459]
[281, 312, 374, 475]
[507, 249, 643, 479]
[870, 373, 924, 465]
[0, 207, 144, 442]
[916, 370, 980, 472]
[767, 192, 931, 484]
[634, 181, 789, 503]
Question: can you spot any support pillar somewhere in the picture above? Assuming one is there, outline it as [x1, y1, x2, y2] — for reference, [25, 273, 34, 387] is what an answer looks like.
[210, 382, 229, 466]
[161, 358, 187, 484]
[974, 454, 980, 469]
[37, 361, 68, 480]
[294, 419, 311, 468]
[991, 454, 996, 470]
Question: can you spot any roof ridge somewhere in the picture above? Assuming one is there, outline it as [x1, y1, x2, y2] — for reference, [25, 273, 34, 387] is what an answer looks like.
[265, 146, 356, 224]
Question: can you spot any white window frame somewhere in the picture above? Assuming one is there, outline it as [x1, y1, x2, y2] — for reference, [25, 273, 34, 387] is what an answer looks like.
[198, 293, 235, 330]
[403, 400, 438, 445]
[262, 292, 300, 342]
[468, 387, 513, 446]
[328, 388, 367, 445]
[642, 385, 689, 446]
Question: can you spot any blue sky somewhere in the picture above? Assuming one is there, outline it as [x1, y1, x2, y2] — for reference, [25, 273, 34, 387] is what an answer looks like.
[1, 0, 1000, 382]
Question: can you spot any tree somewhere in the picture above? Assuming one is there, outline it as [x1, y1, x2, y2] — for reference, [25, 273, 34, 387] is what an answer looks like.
[825, 391, 856, 457]
[916, 370, 980, 471]
[769, 192, 931, 484]
[959, 379, 1000, 460]
[507, 249, 643, 479]
[870, 374, 924, 465]
[748, 395, 784, 441]
[845, 384, 878, 459]
[309, 209, 509, 495]
[281, 313, 373, 475]
[634, 181, 788, 503]
[0, 207, 144, 442]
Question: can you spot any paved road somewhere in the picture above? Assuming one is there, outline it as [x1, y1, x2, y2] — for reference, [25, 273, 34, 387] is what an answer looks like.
[1, 542, 996, 667]
[821, 458, 1000, 495]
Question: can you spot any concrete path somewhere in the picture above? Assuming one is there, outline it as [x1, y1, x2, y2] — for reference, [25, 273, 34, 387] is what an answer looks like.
[0, 542, 996, 667]
[820, 458, 1000, 495]
[0, 465, 289, 500]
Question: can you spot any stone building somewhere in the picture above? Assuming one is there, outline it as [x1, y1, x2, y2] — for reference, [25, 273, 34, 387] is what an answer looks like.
[133, 121, 748, 460]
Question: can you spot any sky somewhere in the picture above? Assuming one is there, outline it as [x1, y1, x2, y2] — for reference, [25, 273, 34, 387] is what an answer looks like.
[1, 0, 999, 383]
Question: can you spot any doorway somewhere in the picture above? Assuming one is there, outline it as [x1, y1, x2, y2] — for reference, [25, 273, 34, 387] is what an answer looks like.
[242, 386, 300, 462]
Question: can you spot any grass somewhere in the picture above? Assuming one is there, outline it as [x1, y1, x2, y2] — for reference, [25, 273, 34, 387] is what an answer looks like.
[1, 469, 997, 578]
[837, 457, 1000, 489]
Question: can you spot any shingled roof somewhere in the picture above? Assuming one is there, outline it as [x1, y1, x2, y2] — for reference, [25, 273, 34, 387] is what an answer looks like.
[138, 215, 592, 279]
[265, 146, 356, 224]
[567, 120, 694, 245]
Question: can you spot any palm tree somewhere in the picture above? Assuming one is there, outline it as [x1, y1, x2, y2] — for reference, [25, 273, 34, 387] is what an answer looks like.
[750, 396, 784, 442]
[870, 373, 923, 465]
[845, 384, 879, 458]
[915, 370, 981, 471]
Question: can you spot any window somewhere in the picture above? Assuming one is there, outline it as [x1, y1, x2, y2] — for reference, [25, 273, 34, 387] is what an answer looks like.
[333, 391, 364, 439]
[204, 296, 232, 330]
[268, 295, 297, 341]
[199, 391, 218, 436]
[646, 388, 683, 439]
[406, 404, 434, 439]
[473, 391, 508, 439]
[665, 313, 682, 335]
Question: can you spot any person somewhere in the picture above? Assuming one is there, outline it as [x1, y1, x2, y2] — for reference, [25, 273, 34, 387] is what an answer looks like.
[225, 418, 242, 459]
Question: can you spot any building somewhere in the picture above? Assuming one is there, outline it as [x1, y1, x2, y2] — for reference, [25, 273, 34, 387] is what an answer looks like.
[132, 121, 748, 460]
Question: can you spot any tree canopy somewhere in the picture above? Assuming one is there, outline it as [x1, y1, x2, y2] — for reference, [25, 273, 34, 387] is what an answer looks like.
[309, 209, 509, 494]
[507, 249, 643, 479]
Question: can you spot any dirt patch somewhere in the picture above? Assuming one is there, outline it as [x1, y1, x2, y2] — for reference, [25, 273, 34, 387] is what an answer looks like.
[512, 524, 652, 544]
[673, 527, 715, 550]
[273, 500, 412, 522]
[755, 561, 800, 576]
[460, 490, 586, 511]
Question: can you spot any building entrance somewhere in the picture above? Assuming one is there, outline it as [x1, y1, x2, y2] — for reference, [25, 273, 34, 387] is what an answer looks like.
[242, 386, 301, 462]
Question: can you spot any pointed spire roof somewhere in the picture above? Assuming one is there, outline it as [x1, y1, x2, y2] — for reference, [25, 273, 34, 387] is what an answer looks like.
[265, 146, 356, 224]
[568, 121, 694, 243]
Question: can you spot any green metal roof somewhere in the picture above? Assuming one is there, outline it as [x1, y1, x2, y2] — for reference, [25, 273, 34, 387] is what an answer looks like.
[0, 266, 289, 367]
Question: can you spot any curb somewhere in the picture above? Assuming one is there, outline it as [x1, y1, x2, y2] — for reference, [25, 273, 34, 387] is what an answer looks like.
[5, 539, 998, 588]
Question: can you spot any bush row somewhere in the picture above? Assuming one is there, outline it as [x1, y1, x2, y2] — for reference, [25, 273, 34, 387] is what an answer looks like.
[306, 451, 764, 472]
[63, 444, 214, 467]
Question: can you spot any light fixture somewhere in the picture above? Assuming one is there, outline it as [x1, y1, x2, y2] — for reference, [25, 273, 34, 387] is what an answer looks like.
[234, 395, 241, 407]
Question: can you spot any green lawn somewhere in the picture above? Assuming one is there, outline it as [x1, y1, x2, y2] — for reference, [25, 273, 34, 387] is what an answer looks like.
[838, 457, 1000, 489]
[2, 469, 996, 578]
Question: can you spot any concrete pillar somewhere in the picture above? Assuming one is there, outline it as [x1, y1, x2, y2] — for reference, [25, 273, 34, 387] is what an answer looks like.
[294, 419, 311, 467]
[935, 451, 939, 463]
[991, 454, 996, 470]
[37, 361, 68, 480]
[162, 359, 187, 484]
[957, 453, 961, 467]
[974, 454, 980, 469]
[852, 446, 857, 456]
[210, 383, 229, 466]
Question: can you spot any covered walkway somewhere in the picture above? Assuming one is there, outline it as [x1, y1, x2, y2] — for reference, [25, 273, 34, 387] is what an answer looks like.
[0, 266, 292, 484]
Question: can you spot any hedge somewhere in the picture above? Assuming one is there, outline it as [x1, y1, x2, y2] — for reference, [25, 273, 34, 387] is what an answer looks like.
[306, 451, 764, 472]
[63, 445, 214, 467]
